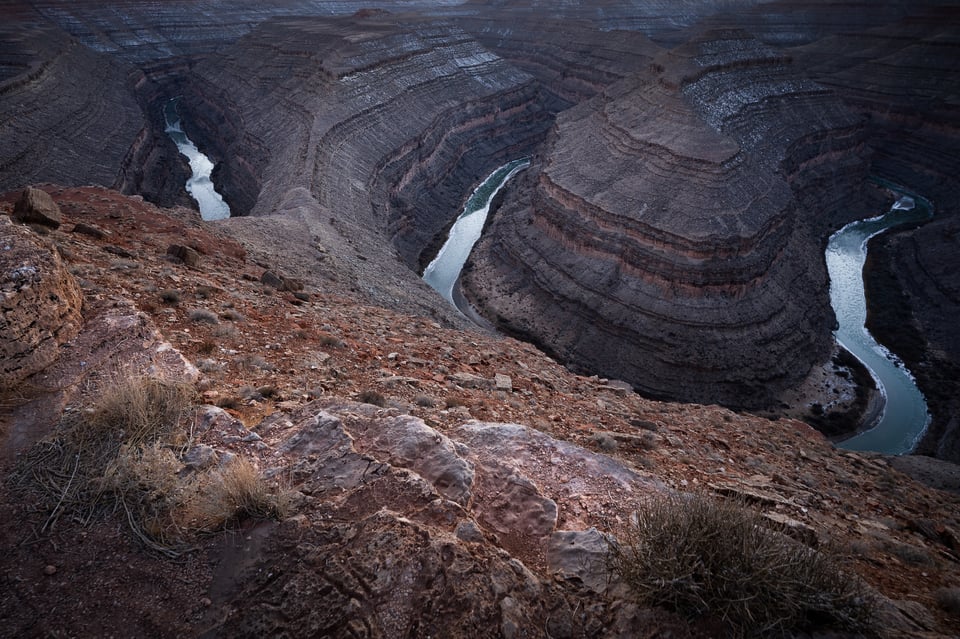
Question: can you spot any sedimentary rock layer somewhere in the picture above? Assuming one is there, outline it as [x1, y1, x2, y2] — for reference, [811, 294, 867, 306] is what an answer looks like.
[0, 214, 82, 388]
[465, 30, 872, 408]
[0, 24, 142, 192]
[178, 15, 560, 310]
[459, 16, 660, 104]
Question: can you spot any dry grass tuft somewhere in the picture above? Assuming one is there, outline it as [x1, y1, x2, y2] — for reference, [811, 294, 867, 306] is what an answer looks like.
[14, 374, 195, 552]
[13, 372, 290, 555]
[608, 492, 873, 638]
[181, 457, 290, 531]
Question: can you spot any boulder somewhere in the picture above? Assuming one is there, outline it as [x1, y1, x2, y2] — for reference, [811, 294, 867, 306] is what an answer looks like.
[1, 217, 82, 387]
[12, 187, 62, 229]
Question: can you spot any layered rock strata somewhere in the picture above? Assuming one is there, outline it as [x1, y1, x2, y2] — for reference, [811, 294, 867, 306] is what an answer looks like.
[0, 24, 142, 193]
[178, 15, 560, 313]
[464, 31, 872, 408]
[792, 9, 960, 458]
[0, 214, 82, 388]
[459, 16, 661, 104]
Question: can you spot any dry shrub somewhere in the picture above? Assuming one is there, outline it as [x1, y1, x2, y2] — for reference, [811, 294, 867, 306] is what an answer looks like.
[180, 457, 290, 532]
[14, 372, 291, 554]
[358, 389, 386, 407]
[608, 492, 873, 638]
[14, 374, 195, 552]
[935, 587, 960, 616]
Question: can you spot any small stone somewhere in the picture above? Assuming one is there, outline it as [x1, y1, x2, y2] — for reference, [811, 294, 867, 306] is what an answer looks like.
[72, 222, 106, 239]
[167, 244, 200, 268]
[242, 432, 263, 442]
[494, 373, 513, 392]
[260, 270, 284, 289]
[43, 565, 57, 576]
[200, 597, 212, 608]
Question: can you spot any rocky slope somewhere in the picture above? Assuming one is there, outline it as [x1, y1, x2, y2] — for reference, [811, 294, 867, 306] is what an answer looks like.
[464, 30, 874, 409]
[2, 186, 960, 637]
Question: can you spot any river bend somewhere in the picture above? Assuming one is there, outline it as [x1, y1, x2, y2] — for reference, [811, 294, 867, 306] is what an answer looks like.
[829, 191, 933, 454]
[164, 98, 230, 221]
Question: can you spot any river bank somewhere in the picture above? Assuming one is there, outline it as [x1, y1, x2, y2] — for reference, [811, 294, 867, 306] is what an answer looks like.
[865, 218, 960, 463]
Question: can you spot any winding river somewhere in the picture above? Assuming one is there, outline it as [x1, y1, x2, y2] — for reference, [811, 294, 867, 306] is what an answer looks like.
[163, 98, 230, 221]
[429, 162, 932, 455]
[423, 158, 530, 312]
[828, 190, 933, 454]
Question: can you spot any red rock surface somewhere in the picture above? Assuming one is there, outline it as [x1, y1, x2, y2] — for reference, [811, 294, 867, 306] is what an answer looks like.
[1, 187, 959, 637]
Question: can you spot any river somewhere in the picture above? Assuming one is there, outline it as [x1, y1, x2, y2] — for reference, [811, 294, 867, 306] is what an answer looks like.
[163, 98, 230, 221]
[423, 158, 530, 311]
[828, 190, 933, 454]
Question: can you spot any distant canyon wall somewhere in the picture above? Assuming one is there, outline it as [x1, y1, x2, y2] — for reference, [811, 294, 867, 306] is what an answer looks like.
[463, 31, 876, 408]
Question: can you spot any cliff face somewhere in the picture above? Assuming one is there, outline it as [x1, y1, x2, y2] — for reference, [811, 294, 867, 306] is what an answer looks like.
[0, 24, 143, 193]
[464, 31, 873, 408]
[175, 15, 562, 306]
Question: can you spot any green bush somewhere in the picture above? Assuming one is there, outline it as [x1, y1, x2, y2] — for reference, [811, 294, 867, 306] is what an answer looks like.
[608, 492, 873, 637]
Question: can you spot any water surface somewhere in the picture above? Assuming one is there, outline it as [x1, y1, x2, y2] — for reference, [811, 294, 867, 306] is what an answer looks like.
[423, 158, 529, 306]
[164, 98, 230, 221]
[828, 191, 933, 454]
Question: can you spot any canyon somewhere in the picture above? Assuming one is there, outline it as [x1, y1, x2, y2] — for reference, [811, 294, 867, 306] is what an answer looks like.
[2, 1, 960, 637]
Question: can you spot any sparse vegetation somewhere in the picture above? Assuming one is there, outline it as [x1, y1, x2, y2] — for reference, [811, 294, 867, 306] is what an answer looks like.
[590, 432, 618, 452]
[197, 339, 217, 355]
[188, 308, 219, 324]
[180, 457, 290, 531]
[414, 394, 436, 408]
[445, 395, 470, 409]
[159, 289, 181, 305]
[934, 587, 960, 616]
[13, 372, 289, 555]
[608, 492, 873, 638]
[220, 308, 245, 322]
[242, 354, 275, 371]
[359, 389, 386, 407]
[318, 332, 344, 347]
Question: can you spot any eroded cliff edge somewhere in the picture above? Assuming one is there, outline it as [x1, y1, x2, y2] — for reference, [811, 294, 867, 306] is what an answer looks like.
[464, 31, 875, 409]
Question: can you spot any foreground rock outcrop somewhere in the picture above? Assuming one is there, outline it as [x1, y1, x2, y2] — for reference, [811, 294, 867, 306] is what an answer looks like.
[2, 186, 958, 637]
[0, 214, 82, 388]
[464, 30, 873, 408]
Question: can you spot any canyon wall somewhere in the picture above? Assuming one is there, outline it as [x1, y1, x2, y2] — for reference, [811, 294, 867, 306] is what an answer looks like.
[0, 23, 143, 193]
[463, 30, 873, 408]
[180, 15, 562, 287]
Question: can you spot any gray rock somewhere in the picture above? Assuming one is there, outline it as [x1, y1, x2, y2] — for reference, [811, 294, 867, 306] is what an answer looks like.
[182, 444, 219, 471]
[494, 373, 513, 392]
[455, 520, 485, 543]
[448, 372, 492, 389]
[547, 528, 614, 594]
[348, 414, 475, 506]
[72, 222, 106, 239]
[260, 270, 284, 289]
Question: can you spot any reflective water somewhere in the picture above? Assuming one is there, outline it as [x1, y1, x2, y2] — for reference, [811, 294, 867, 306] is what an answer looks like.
[163, 98, 230, 221]
[423, 158, 529, 306]
[828, 191, 933, 454]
